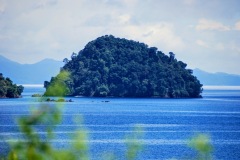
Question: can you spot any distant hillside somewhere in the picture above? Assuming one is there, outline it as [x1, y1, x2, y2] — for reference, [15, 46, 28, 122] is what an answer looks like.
[193, 68, 240, 86]
[0, 55, 63, 84]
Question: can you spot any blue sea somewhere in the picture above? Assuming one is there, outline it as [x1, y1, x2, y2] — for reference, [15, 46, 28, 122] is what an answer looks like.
[0, 86, 240, 159]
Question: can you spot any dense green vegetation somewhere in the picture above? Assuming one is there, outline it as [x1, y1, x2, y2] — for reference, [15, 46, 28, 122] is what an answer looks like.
[44, 35, 202, 98]
[0, 73, 24, 98]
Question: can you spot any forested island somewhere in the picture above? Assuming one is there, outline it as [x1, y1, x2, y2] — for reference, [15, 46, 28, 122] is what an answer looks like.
[44, 35, 202, 98]
[0, 73, 24, 98]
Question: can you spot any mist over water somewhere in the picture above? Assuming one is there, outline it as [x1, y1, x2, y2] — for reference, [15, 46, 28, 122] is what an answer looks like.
[0, 86, 240, 159]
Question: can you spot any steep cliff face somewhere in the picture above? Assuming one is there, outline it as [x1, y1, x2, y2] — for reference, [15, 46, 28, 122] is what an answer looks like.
[44, 35, 202, 98]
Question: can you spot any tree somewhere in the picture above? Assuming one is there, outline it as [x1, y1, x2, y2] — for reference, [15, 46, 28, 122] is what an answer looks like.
[0, 73, 4, 80]
[17, 85, 24, 95]
[44, 81, 50, 88]
[44, 35, 202, 98]
[71, 52, 77, 59]
[63, 58, 69, 64]
[6, 87, 16, 98]
[0, 73, 24, 98]
[95, 84, 109, 97]
[169, 52, 175, 63]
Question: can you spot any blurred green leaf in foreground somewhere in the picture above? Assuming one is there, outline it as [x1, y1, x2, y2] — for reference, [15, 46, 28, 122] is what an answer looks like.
[188, 134, 213, 160]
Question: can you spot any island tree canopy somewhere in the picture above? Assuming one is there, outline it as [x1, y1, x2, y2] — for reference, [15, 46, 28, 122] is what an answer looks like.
[44, 35, 202, 98]
[0, 73, 24, 98]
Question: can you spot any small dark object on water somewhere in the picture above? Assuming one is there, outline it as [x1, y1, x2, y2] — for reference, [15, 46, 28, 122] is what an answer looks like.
[102, 100, 110, 103]
[32, 94, 42, 97]
[45, 98, 73, 102]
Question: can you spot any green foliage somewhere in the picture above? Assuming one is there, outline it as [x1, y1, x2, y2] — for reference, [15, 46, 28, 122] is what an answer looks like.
[0, 73, 24, 98]
[44, 71, 71, 97]
[4, 105, 144, 160]
[188, 134, 213, 160]
[125, 126, 144, 160]
[44, 35, 202, 98]
[6, 105, 91, 160]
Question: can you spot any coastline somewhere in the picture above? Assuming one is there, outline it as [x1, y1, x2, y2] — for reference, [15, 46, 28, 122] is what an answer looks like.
[203, 85, 240, 90]
[19, 84, 240, 90]
[18, 84, 44, 88]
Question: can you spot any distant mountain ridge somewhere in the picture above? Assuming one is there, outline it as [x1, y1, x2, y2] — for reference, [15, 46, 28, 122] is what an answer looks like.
[0, 55, 63, 84]
[193, 68, 240, 86]
[1, 55, 240, 86]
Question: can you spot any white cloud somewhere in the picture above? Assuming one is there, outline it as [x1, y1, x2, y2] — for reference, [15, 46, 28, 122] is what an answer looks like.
[230, 42, 240, 54]
[0, 0, 6, 13]
[196, 18, 230, 31]
[183, 0, 196, 5]
[118, 14, 131, 25]
[106, 23, 186, 52]
[234, 21, 240, 30]
[33, 0, 58, 9]
[196, 40, 226, 51]
[214, 43, 225, 51]
[196, 40, 209, 48]
[0, 0, 240, 74]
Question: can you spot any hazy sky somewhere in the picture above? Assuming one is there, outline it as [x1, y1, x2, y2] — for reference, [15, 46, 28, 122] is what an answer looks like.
[0, 0, 240, 74]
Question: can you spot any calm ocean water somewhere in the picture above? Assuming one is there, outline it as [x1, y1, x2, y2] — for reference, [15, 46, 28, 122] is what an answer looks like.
[0, 86, 240, 159]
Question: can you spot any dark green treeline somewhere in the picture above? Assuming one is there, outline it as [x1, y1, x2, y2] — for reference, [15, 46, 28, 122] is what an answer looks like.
[44, 35, 202, 98]
[0, 73, 24, 98]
